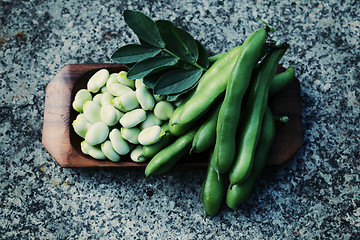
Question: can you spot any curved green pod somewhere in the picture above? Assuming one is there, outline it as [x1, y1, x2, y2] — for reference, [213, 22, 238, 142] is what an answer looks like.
[201, 151, 226, 219]
[174, 45, 243, 126]
[214, 27, 268, 174]
[229, 44, 288, 185]
[191, 99, 221, 153]
[145, 129, 196, 177]
[269, 65, 295, 96]
[226, 106, 275, 210]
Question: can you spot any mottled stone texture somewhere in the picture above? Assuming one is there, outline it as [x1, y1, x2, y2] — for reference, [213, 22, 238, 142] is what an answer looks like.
[1, 0, 359, 239]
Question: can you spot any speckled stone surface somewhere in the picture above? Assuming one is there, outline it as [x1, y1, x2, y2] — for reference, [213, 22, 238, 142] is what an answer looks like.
[1, 0, 359, 239]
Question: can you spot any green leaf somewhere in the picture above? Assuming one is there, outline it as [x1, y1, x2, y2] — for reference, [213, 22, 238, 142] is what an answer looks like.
[143, 67, 173, 89]
[124, 10, 165, 48]
[154, 68, 202, 95]
[127, 56, 178, 80]
[196, 40, 209, 69]
[166, 83, 197, 102]
[111, 44, 162, 64]
[156, 20, 198, 64]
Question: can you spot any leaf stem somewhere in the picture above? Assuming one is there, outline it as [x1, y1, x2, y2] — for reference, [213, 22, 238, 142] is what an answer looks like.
[163, 48, 207, 71]
[163, 48, 179, 60]
[192, 61, 207, 71]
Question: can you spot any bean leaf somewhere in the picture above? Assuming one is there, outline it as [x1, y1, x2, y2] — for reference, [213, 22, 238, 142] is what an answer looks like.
[196, 40, 209, 69]
[154, 68, 202, 95]
[166, 83, 197, 102]
[143, 67, 174, 89]
[127, 56, 178, 80]
[124, 10, 165, 48]
[111, 44, 162, 64]
[156, 20, 198, 64]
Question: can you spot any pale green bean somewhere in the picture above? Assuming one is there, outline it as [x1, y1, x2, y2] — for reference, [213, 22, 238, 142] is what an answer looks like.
[85, 122, 109, 145]
[87, 69, 109, 93]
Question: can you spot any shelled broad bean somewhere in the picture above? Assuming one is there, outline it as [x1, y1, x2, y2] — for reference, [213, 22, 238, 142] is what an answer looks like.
[72, 69, 175, 162]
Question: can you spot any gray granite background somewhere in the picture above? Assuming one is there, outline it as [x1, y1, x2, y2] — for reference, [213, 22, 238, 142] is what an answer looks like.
[1, 0, 359, 239]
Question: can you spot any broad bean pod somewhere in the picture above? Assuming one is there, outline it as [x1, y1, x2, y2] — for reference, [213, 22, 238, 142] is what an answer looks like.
[191, 100, 221, 153]
[168, 90, 196, 136]
[229, 44, 288, 185]
[213, 27, 268, 174]
[200, 151, 226, 219]
[226, 106, 275, 210]
[169, 45, 243, 127]
[145, 129, 196, 177]
[269, 65, 295, 96]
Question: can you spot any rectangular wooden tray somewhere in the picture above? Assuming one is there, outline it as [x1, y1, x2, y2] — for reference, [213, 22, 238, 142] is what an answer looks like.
[42, 63, 302, 168]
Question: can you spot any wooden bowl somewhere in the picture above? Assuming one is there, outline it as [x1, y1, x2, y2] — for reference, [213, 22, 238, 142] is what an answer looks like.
[42, 63, 302, 168]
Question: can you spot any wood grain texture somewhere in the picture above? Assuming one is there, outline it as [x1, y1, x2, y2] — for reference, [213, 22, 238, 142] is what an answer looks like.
[42, 64, 302, 168]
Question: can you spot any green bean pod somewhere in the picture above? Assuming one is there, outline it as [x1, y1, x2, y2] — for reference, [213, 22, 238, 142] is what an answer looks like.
[142, 131, 173, 157]
[213, 27, 268, 174]
[168, 90, 196, 136]
[200, 151, 226, 219]
[173, 45, 243, 126]
[142, 123, 173, 157]
[226, 106, 275, 210]
[145, 129, 196, 177]
[208, 52, 227, 62]
[191, 101, 221, 153]
[229, 44, 288, 185]
[269, 65, 295, 96]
